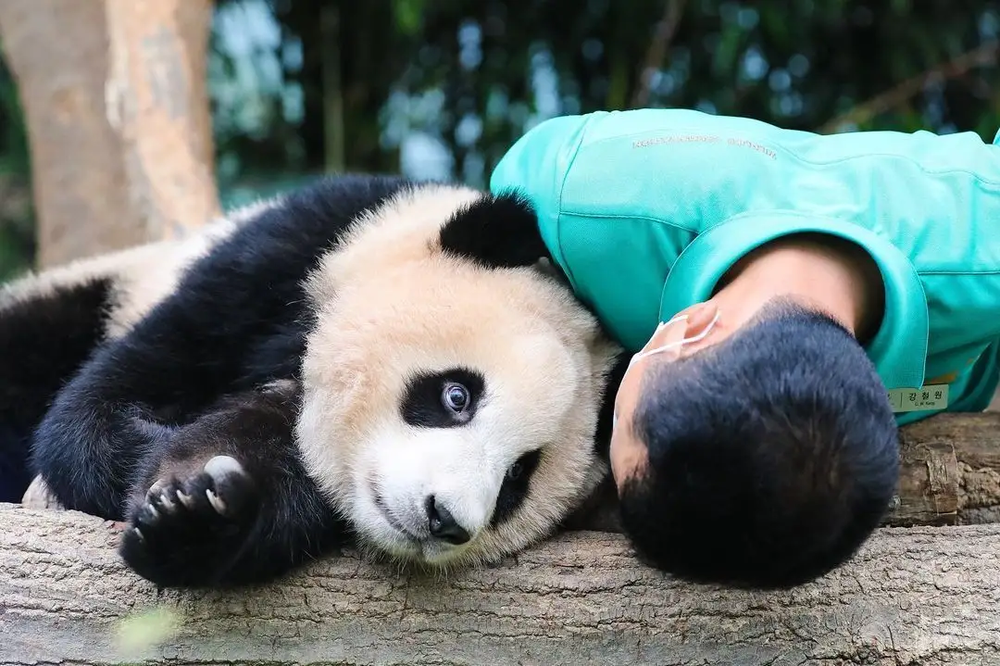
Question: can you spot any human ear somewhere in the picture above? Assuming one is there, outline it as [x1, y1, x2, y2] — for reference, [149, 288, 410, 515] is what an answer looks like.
[610, 425, 650, 493]
[679, 302, 720, 341]
[641, 301, 720, 353]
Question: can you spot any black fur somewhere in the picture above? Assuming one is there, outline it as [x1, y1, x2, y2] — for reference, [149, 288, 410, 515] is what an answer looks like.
[12, 173, 622, 589]
[439, 191, 550, 268]
[400, 368, 485, 428]
[490, 448, 542, 527]
[119, 380, 350, 588]
[26, 174, 412, 585]
[30, 174, 413, 519]
[618, 302, 900, 590]
[594, 352, 632, 463]
[0, 276, 113, 502]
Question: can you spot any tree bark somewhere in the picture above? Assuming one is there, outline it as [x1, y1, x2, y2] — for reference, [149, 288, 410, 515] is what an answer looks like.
[0, 503, 998, 666]
[0, 0, 218, 269]
[891, 412, 1000, 525]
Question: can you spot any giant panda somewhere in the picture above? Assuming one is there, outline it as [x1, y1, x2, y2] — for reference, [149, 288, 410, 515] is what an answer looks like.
[1, 173, 629, 588]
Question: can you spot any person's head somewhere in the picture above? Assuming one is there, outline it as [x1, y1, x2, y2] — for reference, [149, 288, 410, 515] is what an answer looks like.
[610, 298, 900, 589]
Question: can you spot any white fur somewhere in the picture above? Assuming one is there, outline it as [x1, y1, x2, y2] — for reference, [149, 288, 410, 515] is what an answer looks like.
[10, 183, 619, 570]
[0, 195, 283, 339]
[296, 184, 621, 569]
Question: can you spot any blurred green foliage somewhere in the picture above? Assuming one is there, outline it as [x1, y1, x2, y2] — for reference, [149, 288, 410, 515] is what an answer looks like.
[0, 47, 34, 282]
[1, 0, 999, 279]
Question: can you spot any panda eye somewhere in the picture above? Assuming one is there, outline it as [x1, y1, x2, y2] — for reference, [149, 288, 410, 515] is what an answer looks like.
[506, 460, 523, 481]
[441, 382, 470, 413]
[401, 369, 483, 428]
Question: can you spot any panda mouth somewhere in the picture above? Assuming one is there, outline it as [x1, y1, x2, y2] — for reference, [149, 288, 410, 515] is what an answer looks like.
[372, 491, 422, 542]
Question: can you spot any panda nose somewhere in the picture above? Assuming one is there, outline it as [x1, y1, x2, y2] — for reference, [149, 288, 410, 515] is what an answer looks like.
[424, 495, 471, 545]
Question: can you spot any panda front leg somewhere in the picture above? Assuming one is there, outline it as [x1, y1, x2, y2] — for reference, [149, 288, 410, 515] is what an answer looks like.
[119, 380, 351, 588]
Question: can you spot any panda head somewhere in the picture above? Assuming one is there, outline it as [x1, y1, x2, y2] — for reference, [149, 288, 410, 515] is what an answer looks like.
[295, 182, 621, 569]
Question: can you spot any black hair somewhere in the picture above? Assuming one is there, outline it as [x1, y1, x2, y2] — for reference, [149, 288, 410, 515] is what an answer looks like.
[618, 300, 900, 589]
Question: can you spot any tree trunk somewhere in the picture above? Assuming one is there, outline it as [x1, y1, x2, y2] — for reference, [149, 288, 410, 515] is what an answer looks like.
[0, 0, 219, 269]
[0, 503, 998, 666]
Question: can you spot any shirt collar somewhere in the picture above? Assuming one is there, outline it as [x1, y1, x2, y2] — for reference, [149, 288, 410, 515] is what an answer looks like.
[659, 210, 929, 391]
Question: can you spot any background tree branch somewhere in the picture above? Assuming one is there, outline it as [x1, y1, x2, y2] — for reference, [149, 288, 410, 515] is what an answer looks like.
[819, 40, 1000, 134]
[631, 0, 688, 109]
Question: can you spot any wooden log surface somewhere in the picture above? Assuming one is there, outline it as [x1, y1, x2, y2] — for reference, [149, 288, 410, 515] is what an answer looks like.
[4, 413, 1000, 665]
[1, 502, 999, 666]
[891, 413, 1000, 526]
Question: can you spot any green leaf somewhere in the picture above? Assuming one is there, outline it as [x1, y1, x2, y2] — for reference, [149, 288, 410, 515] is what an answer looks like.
[393, 0, 425, 36]
[114, 606, 183, 658]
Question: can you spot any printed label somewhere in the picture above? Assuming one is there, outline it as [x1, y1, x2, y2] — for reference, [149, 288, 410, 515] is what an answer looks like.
[886, 384, 949, 413]
[631, 134, 777, 159]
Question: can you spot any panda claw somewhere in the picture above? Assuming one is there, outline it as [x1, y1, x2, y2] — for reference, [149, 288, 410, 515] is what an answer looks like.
[121, 454, 260, 585]
[203, 455, 244, 482]
[176, 489, 194, 509]
[206, 488, 227, 515]
[158, 491, 177, 513]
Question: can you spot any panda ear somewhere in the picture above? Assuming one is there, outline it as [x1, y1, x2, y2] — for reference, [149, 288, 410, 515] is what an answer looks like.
[439, 191, 550, 269]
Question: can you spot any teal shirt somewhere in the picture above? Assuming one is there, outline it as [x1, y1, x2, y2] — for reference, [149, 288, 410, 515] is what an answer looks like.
[489, 108, 1000, 426]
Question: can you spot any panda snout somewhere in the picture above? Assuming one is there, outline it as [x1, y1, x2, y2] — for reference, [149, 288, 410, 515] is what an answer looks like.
[424, 494, 471, 545]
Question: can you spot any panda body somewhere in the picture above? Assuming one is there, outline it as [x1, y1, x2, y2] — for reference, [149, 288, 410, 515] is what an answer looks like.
[0, 213, 244, 503]
[5, 174, 627, 587]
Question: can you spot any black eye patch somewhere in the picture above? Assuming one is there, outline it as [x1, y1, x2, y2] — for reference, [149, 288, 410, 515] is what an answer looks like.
[400, 367, 486, 428]
[490, 448, 543, 528]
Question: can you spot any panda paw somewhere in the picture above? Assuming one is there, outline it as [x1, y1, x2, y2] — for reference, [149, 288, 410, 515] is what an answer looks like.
[120, 455, 260, 587]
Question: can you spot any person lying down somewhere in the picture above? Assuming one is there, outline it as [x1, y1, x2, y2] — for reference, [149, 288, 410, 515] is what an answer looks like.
[490, 106, 1000, 588]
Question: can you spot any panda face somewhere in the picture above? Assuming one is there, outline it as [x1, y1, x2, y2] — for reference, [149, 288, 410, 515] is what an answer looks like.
[295, 186, 619, 568]
[342, 330, 580, 566]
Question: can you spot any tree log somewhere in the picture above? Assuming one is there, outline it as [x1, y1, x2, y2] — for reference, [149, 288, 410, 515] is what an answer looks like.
[891, 413, 1000, 526]
[0, 0, 218, 268]
[5, 413, 1000, 664]
[0, 503, 999, 666]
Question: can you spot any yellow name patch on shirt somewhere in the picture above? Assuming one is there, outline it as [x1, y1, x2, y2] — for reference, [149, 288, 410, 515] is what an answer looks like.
[887, 384, 949, 413]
